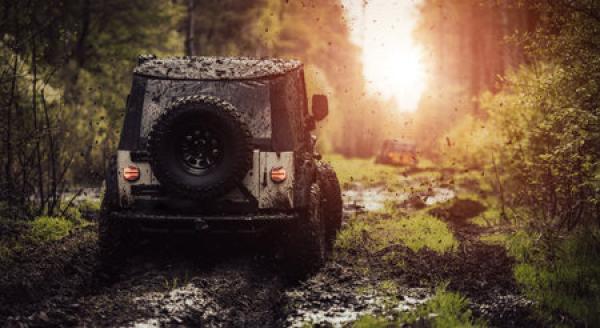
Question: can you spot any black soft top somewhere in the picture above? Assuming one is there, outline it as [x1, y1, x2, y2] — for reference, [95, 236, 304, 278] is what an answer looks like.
[133, 56, 303, 81]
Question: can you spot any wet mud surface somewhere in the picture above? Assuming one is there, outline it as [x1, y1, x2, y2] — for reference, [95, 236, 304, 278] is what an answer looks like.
[1, 171, 536, 327]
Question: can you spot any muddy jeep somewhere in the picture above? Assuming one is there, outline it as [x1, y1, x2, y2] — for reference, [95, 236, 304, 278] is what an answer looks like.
[99, 56, 342, 276]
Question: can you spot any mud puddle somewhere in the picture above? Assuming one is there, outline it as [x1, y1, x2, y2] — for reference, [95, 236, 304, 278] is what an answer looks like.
[343, 183, 455, 213]
[283, 264, 429, 327]
[2, 169, 536, 327]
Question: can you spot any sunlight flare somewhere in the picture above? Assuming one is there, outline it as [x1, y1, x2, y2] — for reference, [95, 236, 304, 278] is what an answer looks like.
[343, 0, 426, 112]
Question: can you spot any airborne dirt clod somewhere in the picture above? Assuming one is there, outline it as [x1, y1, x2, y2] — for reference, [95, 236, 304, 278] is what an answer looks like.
[1, 170, 536, 327]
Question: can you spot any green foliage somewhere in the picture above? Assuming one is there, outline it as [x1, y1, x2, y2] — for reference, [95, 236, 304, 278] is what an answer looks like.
[324, 154, 402, 188]
[336, 209, 457, 255]
[471, 208, 503, 227]
[509, 229, 600, 325]
[335, 219, 372, 252]
[352, 285, 485, 327]
[351, 315, 391, 328]
[402, 284, 486, 328]
[0, 0, 184, 218]
[373, 212, 457, 253]
[479, 233, 509, 245]
[77, 199, 101, 217]
[28, 216, 74, 243]
[480, 63, 600, 230]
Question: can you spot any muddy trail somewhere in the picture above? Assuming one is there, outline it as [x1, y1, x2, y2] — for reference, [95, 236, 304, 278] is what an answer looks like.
[0, 172, 535, 327]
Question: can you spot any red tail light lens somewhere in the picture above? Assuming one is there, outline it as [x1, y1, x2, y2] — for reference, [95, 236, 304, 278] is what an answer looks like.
[123, 165, 140, 182]
[270, 166, 287, 183]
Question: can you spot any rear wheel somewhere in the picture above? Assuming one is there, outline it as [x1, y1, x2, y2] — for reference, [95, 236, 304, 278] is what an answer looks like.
[282, 184, 327, 280]
[317, 162, 343, 248]
[147, 95, 252, 200]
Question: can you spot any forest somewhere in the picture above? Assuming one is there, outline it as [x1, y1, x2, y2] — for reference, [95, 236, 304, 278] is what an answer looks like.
[0, 0, 599, 327]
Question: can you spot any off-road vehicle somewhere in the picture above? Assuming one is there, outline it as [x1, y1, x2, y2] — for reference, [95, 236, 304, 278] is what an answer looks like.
[375, 139, 417, 166]
[99, 55, 342, 276]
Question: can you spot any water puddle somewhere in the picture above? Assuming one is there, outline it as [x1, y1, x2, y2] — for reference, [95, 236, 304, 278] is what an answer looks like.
[424, 187, 456, 205]
[129, 284, 217, 328]
[343, 184, 455, 214]
[284, 284, 430, 327]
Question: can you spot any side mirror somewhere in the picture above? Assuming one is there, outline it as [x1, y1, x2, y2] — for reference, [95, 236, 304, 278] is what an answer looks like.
[312, 94, 329, 121]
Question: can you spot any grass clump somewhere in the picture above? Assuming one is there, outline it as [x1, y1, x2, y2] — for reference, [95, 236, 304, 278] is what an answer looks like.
[372, 212, 457, 253]
[324, 154, 401, 187]
[470, 207, 503, 227]
[509, 229, 600, 325]
[0, 215, 76, 263]
[479, 233, 509, 245]
[335, 219, 372, 252]
[352, 285, 485, 327]
[77, 198, 101, 215]
[351, 316, 391, 328]
[29, 216, 74, 242]
[336, 210, 457, 255]
[401, 284, 486, 327]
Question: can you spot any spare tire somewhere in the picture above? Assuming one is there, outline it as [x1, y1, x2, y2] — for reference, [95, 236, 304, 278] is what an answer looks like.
[147, 95, 252, 200]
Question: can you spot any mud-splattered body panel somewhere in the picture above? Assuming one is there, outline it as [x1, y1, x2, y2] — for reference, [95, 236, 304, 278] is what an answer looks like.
[140, 80, 272, 141]
[117, 150, 294, 210]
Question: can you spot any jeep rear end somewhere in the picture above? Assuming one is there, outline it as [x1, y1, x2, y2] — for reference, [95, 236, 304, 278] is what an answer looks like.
[111, 57, 317, 232]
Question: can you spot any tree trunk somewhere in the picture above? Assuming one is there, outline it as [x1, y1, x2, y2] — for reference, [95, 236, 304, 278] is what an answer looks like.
[185, 0, 195, 56]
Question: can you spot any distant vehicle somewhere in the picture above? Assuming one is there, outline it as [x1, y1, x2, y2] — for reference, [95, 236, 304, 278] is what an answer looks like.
[375, 139, 417, 166]
[99, 55, 343, 278]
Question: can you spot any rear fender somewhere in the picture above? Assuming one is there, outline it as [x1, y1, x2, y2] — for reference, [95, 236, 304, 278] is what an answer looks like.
[117, 150, 156, 207]
[258, 152, 295, 209]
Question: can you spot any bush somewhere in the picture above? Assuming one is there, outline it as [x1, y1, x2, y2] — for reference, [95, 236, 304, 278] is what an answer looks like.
[509, 229, 600, 324]
[28, 216, 74, 243]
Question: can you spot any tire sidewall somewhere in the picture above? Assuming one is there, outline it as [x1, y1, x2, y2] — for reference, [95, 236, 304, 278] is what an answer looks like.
[148, 96, 252, 200]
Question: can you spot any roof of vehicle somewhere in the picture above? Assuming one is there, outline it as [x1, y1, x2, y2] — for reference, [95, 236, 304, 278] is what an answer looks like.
[133, 56, 303, 81]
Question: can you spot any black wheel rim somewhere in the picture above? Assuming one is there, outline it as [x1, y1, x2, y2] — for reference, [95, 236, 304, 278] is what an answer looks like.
[177, 126, 224, 175]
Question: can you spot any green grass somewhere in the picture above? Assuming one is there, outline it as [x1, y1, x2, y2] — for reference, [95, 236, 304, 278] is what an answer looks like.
[352, 285, 486, 327]
[0, 214, 83, 263]
[324, 154, 401, 187]
[336, 209, 457, 255]
[479, 232, 510, 245]
[352, 316, 391, 328]
[453, 170, 494, 194]
[372, 212, 457, 253]
[77, 198, 101, 215]
[335, 218, 372, 252]
[471, 207, 503, 227]
[28, 216, 75, 242]
[402, 284, 486, 327]
[509, 229, 600, 325]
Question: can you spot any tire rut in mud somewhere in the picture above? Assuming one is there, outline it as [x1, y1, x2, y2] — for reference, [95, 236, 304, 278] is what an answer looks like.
[2, 232, 288, 327]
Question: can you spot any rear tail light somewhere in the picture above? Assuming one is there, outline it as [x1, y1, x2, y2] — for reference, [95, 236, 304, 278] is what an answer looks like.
[123, 165, 140, 182]
[270, 166, 287, 183]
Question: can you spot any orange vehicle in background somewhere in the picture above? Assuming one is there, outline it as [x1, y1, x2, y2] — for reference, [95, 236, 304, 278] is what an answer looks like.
[375, 139, 417, 166]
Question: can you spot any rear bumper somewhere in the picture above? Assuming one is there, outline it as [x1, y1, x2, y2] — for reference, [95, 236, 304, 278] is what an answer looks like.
[109, 211, 298, 233]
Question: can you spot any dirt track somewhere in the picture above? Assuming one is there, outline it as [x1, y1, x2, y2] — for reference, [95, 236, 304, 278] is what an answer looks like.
[0, 173, 536, 327]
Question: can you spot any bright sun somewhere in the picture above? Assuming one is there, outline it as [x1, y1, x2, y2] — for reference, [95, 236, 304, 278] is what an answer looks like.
[343, 0, 426, 112]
